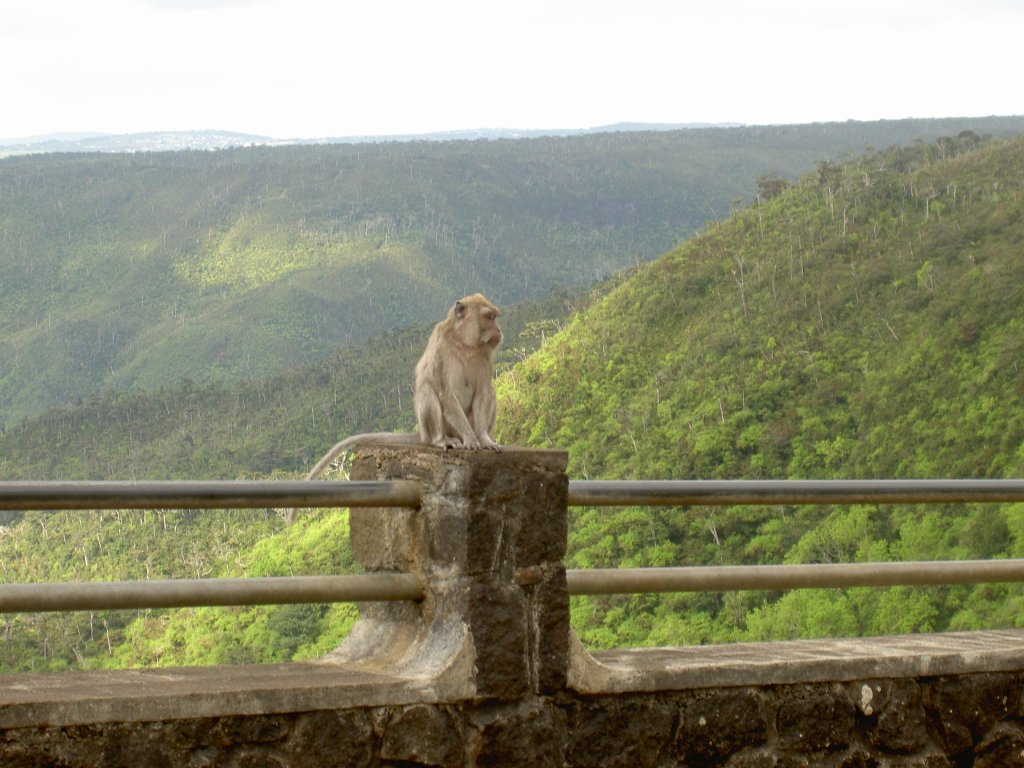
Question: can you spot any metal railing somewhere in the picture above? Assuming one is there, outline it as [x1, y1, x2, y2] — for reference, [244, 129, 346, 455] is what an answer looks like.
[567, 479, 1024, 507]
[566, 561, 1024, 595]
[0, 574, 423, 613]
[0, 480, 422, 511]
[0, 480, 424, 613]
[565, 479, 1024, 595]
[4, 478, 1024, 613]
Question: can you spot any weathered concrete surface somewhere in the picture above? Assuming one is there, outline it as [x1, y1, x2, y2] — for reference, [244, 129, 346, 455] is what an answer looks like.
[571, 627, 1024, 693]
[0, 661, 450, 729]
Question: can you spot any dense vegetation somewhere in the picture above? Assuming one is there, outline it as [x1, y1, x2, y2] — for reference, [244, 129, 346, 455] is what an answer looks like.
[497, 131, 1024, 647]
[3, 123, 1024, 670]
[4, 117, 1024, 424]
[0, 508, 356, 670]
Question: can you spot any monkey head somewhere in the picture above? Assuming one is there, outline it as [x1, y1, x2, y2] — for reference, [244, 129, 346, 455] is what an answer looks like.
[451, 293, 502, 351]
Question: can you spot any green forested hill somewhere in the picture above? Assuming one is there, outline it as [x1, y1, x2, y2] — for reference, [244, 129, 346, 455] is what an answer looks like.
[3, 129, 1024, 671]
[4, 117, 1024, 424]
[496, 131, 1024, 647]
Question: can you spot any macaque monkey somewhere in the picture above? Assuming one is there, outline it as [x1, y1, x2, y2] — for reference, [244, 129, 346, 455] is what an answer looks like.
[285, 294, 502, 523]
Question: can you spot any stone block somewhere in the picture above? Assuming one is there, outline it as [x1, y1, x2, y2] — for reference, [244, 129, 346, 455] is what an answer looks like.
[349, 506, 420, 572]
[924, 673, 1022, 756]
[565, 698, 675, 768]
[974, 721, 1024, 768]
[419, 505, 466, 570]
[289, 710, 375, 768]
[474, 701, 566, 768]
[515, 473, 569, 567]
[463, 501, 513, 578]
[381, 705, 464, 767]
[676, 689, 769, 764]
[776, 686, 856, 754]
[855, 680, 928, 755]
[468, 581, 530, 698]
[529, 566, 570, 692]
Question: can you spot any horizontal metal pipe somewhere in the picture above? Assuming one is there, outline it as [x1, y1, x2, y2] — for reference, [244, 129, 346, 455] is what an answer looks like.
[568, 479, 1024, 507]
[567, 559, 1024, 595]
[0, 574, 423, 613]
[0, 480, 422, 511]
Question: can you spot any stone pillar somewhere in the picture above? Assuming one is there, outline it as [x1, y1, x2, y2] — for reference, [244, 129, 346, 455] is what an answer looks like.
[328, 445, 570, 701]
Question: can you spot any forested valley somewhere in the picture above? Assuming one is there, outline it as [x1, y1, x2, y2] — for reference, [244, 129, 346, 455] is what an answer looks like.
[5, 117, 1023, 425]
[1, 121, 1023, 670]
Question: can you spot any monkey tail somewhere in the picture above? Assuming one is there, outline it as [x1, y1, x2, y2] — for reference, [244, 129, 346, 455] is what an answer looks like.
[284, 432, 421, 524]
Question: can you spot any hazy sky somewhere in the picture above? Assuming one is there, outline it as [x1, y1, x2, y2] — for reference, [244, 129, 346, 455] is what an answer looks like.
[2, 0, 1020, 141]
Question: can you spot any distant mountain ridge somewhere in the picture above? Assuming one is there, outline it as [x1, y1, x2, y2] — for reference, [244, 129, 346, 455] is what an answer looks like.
[318, 122, 747, 144]
[0, 123, 744, 155]
[5, 117, 1022, 157]
[0, 130, 276, 155]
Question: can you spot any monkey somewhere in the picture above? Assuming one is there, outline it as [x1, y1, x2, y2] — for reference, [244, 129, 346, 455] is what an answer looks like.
[414, 292, 503, 450]
[285, 293, 503, 523]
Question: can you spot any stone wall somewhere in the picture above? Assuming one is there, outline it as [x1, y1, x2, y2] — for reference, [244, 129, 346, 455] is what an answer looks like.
[4, 672, 1024, 766]
[2, 446, 1024, 767]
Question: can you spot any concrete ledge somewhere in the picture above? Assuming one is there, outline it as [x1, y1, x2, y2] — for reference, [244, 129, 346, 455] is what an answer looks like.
[5, 630, 1021, 732]
[569, 628, 1024, 694]
[0, 660, 465, 729]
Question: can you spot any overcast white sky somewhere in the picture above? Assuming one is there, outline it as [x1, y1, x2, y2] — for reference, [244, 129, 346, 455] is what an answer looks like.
[2, 0, 1021, 141]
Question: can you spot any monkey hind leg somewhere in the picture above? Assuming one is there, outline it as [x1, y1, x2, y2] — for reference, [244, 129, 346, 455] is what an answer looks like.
[416, 389, 465, 449]
[417, 389, 446, 445]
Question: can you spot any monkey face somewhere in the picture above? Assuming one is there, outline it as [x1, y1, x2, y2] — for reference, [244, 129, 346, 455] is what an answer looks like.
[479, 307, 503, 348]
[452, 294, 502, 350]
